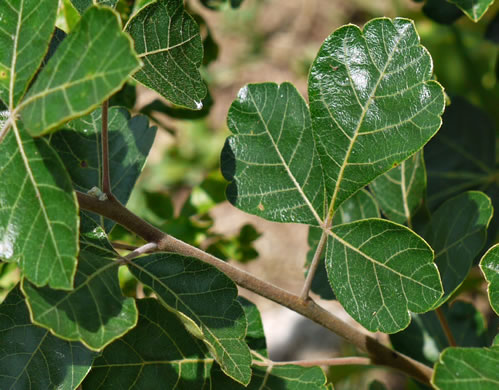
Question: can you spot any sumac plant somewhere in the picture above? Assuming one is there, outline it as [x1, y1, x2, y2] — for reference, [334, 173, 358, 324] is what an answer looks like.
[0, 0, 497, 389]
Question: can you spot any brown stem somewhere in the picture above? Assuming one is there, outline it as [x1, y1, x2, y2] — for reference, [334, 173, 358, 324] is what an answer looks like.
[101, 100, 111, 196]
[435, 307, 457, 347]
[76, 191, 434, 385]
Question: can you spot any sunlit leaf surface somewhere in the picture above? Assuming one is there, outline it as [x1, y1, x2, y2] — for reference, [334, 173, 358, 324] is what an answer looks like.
[70, 0, 118, 14]
[480, 244, 499, 315]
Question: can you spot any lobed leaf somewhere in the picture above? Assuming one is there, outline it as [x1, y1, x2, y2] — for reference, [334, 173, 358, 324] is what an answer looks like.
[70, 0, 118, 14]
[19, 6, 141, 136]
[326, 218, 443, 333]
[424, 191, 493, 308]
[22, 226, 138, 350]
[0, 123, 78, 290]
[448, 0, 495, 21]
[125, 0, 206, 110]
[0, 286, 96, 390]
[480, 244, 499, 315]
[129, 253, 252, 385]
[0, 0, 58, 107]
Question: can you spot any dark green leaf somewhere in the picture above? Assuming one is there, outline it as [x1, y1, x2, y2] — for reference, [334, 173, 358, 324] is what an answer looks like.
[369, 380, 388, 390]
[108, 82, 137, 109]
[432, 347, 499, 390]
[82, 298, 213, 389]
[200, 0, 244, 10]
[424, 191, 493, 308]
[238, 296, 267, 358]
[0, 123, 78, 290]
[485, 11, 499, 43]
[448, 0, 495, 21]
[370, 151, 425, 225]
[480, 244, 499, 315]
[0, 0, 58, 107]
[70, 0, 118, 14]
[326, 219, 443, 333]
[22, 226, 138, 350]
[309, 17, 444, 215]
[0, 286, 96, 390]
[129, 253, 252, 385]
[423, 0, 463, 24]
[19, 7, 140, 136]
[125, 0, 207, 109]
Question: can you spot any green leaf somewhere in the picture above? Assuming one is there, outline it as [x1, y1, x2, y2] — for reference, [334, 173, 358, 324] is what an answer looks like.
[309, 17, 444, 215]
[200, 0, 244, 10]
[369, 380, 388, 390]
[82, 298, 213, 389]
[48, 106, 157, 230]
[423, 0, 463, 24]
[21, 226, 138, 350]
[18, 6, 140, 136]
[448, 0, 495, 21]
[370, 151, 425, 225]
[432, 347, 499, 390]
[424, 191, 493, 308]
[70, 0, 118, 14]
[480, 244, 499, 315]
[222, 82, 325, 225]
[238, 296, 267, 358]
[390, 301, 488, 366]
[0, 123, 78, 290]
[0, 0, 58, 107]
[326, 218, 443, 333]
[125, 0, 207, 110]
[128, 253, 252, 385]
[0, 286, 96, 390]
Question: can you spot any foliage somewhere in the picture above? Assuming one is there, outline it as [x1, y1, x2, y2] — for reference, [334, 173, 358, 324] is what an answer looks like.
[0, 0, 497, 389]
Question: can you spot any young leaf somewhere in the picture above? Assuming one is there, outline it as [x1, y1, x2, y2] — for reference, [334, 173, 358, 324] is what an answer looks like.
[21, 226, 138, 350]
[18, 7, 141, 136]
[326, 219, 443, 333]
[128, 253, 252, 385]
[125, 0, 207, 110]
[424, 191, 493, 308]
[370, 151, 425, 226]
[0, 123, 78, 290]
[0, 0, 58, 107]
[432, 346, 499, 390]
[70, 0, 118, 14]
[309, 17, 444, 215]
[0, 286, 96, 390]
[448, 0, 495, 22]
[82, 298, 213, 389]
[222, 82, 325, 225]
[480, 244, 499, 315]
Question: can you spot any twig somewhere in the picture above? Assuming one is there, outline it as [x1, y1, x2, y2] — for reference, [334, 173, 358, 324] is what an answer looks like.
[300, 229, 328, 300]
[435, 307, 457, 347]
[252, 356, 372, 367]
[101, 100, 112, 196]
[124, 242, 158, 260]
[76, 191, 434, 386]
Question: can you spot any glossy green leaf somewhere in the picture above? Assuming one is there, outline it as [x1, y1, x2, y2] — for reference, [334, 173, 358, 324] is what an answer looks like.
[129, 253, 252, 385]
[18, 7, 140, 136]
[0, 123, 78, 290]
[238, 296, 267, 358]
[480, 244, 499, 315]
[448, 0, 495, 21]
[70, 0, 118, 14]
[0, 286, 96, 390]
[82, 298, 213, 389]
[432, 347, 499, 390]
[48, 106, 157, 230]
[424, 191, 493, 308]
[0, 0, 58, 107]
[22, 226, 138, 350]
[306, 190, 379, 300]
[309, 17, 444, 215]
[125, 0, 206, 110]
[326, 219, 443, 333]
[390, 301, 488, 366]
[370, 151, 425, 226]
[222, 82, 325, 225]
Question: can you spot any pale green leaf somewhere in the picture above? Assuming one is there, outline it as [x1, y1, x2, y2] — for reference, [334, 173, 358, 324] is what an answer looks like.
[326, 218, 443, 333]
[222, 82, 325, 225]
[309, 17, 444, 215]
[82, 298, 213, 389]
[0, 0, 58, 107]
[448, 0, 495, 21]
[70, 0, 118, 14]
[129, 253, 252, 385]
[125, 0, 207, 110]
[432, 347, 499, 390]
[424, 191, 493, 308]
[370, 151, 425, 225]
[480, 244, 499, 315]
[0, 286, 96, 390]
[0, 122, 78, 290]
[22, 226, 138, 350]
[18, 6, 140, 136]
